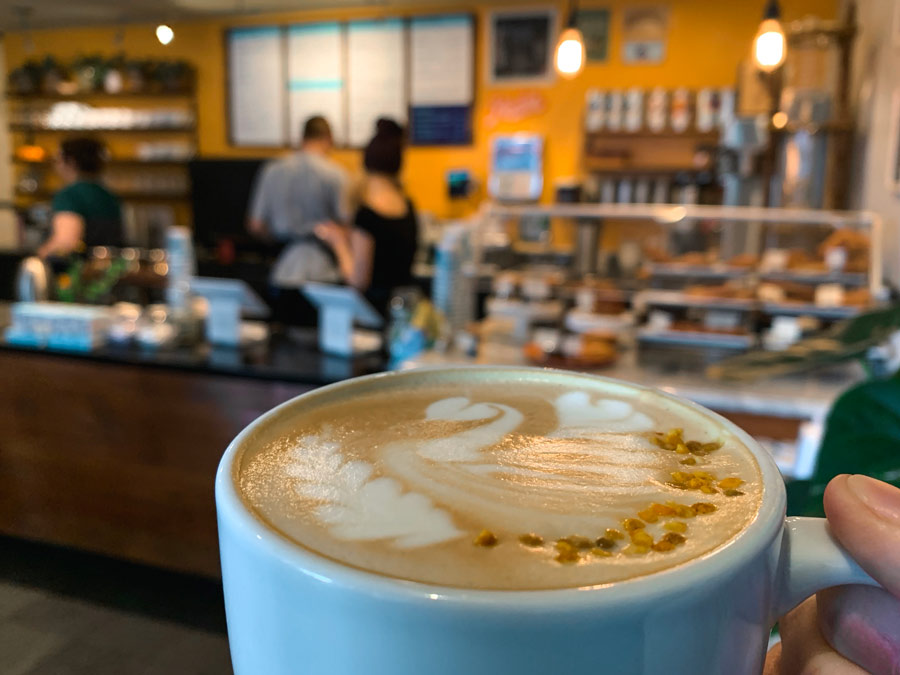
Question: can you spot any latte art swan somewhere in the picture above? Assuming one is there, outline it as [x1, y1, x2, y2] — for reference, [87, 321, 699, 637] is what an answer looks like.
[237, 375, 762, 590]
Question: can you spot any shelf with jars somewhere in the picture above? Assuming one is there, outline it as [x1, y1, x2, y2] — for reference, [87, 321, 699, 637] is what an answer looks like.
[6, 55, 198, 221]
[581, 88, 732, 207]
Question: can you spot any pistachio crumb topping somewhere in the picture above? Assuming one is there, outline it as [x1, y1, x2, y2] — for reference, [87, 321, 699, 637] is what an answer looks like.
[472, 427, 746, 567]
[622, 518, 646, 532]
[518, 533, 544, 547]
[554, 539, 581, 564]
[473, 529, 498, 547]
[594, 536, 617, 550]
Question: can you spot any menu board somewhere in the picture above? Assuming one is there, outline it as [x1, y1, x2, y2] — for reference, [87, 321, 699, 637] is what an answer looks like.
[287, 23, 346, 146]
[226, 14, 475, 149]
[409, 14, 474, 145]
[410, 15, 473, 107]
[346, 20, 407, 148]
[228, 27, 287, 146]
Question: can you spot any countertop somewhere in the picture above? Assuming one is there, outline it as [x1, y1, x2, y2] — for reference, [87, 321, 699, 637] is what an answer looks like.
[2, 300, 865, 420]
[0, 304, 386, 386]
[404, 345, 862, 422]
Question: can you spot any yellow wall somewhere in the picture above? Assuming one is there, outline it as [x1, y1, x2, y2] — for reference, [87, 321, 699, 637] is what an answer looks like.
[4, 0, 835, 221]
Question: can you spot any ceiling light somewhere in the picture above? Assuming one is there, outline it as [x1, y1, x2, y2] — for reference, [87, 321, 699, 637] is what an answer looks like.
[753, 0, 787, 72]
[555, 2, 585, 79]
[156, 24, 175, 46]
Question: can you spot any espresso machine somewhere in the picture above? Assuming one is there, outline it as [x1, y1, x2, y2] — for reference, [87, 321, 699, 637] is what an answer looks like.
[718, 115, 770, 259]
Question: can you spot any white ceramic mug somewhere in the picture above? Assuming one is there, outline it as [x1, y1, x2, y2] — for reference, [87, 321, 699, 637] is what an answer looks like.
[216, 367, 875, 675]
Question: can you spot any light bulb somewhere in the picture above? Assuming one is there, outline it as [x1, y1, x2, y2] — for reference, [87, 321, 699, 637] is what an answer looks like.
[156, 24, 174, 46]
[555, 27, 585, 79]
[753, 18, 785, 71]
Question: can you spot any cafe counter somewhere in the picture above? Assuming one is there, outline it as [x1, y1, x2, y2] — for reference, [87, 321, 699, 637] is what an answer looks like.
[0, 307, 384, 578]
[2, 302, 865, 580]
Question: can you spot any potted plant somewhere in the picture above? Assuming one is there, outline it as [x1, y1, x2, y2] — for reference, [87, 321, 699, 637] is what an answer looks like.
[103, 53, 126, 94]
[8, 59, 42, 94]
[39, 56, 71, 94]
[72, 54, 106, 93]
[124, 58, 148, 93]
[156, 60, 194, 93]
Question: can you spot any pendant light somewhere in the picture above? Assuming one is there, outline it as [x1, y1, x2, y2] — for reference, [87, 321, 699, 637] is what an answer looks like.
[554, 0, 585, 79]
[752, 0, 787, 72]
[156, 24, 175, 46]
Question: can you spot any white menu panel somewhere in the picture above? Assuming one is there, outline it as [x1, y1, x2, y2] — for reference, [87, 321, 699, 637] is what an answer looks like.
[410, 15, 474, 106]
[228, 27, 287, 146]
[287, 22, 346, 146]
[346, 19, 407, 147]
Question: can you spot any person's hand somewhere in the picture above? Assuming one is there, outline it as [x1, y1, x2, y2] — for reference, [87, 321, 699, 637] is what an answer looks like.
[764, 474, 900, 674]
[314, 222, 348, 251]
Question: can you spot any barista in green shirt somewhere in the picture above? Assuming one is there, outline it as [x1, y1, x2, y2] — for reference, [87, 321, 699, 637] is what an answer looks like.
[788, 373, 900, 517]
[38, 137, 124, 258]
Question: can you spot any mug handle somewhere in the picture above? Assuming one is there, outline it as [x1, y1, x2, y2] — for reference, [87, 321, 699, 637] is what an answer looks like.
[773, 516, 879, 621]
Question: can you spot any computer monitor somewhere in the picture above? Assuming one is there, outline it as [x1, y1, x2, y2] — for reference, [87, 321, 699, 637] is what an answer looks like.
[188, 158, 268, 249]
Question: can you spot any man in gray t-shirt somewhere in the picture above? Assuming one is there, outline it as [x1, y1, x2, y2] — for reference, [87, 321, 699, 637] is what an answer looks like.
[248, 116, 349, 287]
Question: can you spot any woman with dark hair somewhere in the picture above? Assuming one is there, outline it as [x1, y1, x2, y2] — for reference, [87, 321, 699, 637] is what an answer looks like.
[38, 137, 124, 258]
[315, 118, 418, 315]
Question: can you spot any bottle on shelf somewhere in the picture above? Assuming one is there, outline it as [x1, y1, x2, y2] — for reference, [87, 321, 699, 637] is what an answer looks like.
[652, 177, 671, 203]
[624, 87, 644, 132]
[696, 88, 717, 133]
[646, 87, 668, 133]
[600, 178, 617, 203]
[606, 91, 624, 132]
[670, 88, 692, 133]
[617, 178, 634, 203]
[585, 89, 606, 132]
[718, 88, 736, 131]
[634, 178, 651, 204]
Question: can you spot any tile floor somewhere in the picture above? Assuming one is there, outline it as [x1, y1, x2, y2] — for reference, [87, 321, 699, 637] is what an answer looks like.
[0, 537, 232, 675]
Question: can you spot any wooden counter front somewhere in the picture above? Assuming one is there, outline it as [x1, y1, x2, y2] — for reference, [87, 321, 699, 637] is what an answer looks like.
[0, 350, 312, 577]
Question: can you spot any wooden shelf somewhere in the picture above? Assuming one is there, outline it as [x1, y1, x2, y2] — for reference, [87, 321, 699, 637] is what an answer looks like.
[770, 120, 854, 134]
[584, 130, 720, 174]
[637, 289, 756, 312]
[6, 90, 195, 101]
[10, 124, 195, 133]
[16, 189, 189, 202]
[585, 130, 720, 141]
[644, 262, 747, 279]
[759, 270, 867, 287]
[13, 157, 191, 168]
[760, 302, 863, 320]
[583, 161, 713, 174]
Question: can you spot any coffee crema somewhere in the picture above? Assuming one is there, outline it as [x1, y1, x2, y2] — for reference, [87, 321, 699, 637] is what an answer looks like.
[235, 371, 763, 590]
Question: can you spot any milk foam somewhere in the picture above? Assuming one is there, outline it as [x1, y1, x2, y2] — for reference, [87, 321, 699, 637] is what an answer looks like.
[238, 375, 762, 590]
[288, 431, 462, 548]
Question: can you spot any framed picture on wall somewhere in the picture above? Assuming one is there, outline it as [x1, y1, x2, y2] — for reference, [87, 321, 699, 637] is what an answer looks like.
[622, 6, 669, 64]
[488, 8, 558, 85]
[888, 89, 900, 194]
[576, 8, 610, 62]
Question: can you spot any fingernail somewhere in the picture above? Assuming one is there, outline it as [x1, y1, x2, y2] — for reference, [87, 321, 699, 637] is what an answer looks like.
[846, 474, 900, 524]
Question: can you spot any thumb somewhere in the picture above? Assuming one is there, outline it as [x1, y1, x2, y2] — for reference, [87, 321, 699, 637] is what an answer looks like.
[819, 475, 900, 674]
[823, 474, 900, 598]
